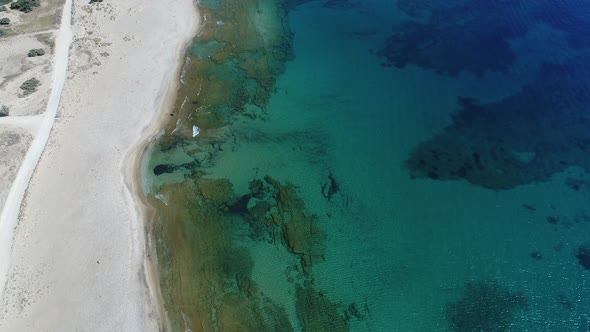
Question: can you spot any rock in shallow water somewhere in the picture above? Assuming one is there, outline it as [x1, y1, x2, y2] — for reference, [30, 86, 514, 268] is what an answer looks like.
[576, 246, 590, 270]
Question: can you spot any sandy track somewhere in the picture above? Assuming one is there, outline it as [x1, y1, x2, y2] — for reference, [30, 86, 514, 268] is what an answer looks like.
[0, 0, 72, 302]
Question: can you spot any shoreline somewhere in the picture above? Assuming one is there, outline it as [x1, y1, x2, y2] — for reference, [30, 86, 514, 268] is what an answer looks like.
[123, 2, 202, 328]
[137, 0, 352, 329]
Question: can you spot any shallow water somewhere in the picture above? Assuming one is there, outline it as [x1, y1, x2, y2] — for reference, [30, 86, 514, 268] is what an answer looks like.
[145, 0, 590, 330]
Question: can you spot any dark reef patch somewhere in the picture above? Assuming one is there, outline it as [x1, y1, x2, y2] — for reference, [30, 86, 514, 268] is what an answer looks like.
[153, 164, 175, 175]
[154, 180, 295, 332]
[387, 1, 590, 76]
[296, 283, 349, 331]
[547, 216, 559, 225]
[445, 280, 528, 332]
[575, 246, 590, 270]
[153, 162, 196, 176]
[565, 178, 590, 192]
[321, 171, 340, 201]
[557, 293, 574, 310]
[381, 0, 529, 76]
[237, 176, 327, 277]
[228, 193, 253, 215]
[405, 62, 590, 190]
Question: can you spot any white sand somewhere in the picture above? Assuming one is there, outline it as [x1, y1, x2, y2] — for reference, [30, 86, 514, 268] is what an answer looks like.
[0, 0, 199, 330]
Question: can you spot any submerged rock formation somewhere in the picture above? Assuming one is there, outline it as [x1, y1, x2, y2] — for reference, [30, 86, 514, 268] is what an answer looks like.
[149, 0, 354, 330]
[386, 0, 590, 76]
[405, 63, 590, 189]
[381, 0, 529, 76]
[445, 280, 528, 332]
[575, 246, 590, 270]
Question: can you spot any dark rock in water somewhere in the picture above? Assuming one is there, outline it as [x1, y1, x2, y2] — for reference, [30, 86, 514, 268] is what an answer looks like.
[547, 216, 559, 225]
[530, 251, 542, 260]
[228, 194, 252, 215]
[565, 178, 590, 192]
[522, 204, 536, 212]
[321, 171, 340, 200]
[575, 246, 590, 270]
[153, 162, 196, 176]
[344, 302, 364, 321]
[557, 293, 574, 310]
[153, 164, 175, 175]
[445, 280, 528, 332]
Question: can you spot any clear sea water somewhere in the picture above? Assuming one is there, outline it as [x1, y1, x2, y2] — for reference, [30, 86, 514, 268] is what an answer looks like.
[146, 0, 590, 330]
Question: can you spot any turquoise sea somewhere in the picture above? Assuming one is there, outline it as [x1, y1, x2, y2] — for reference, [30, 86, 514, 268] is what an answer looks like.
[146, 0, 590, 330]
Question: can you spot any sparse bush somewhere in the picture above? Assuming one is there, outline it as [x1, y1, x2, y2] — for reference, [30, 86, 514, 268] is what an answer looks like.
[0, 5, 7, 12]
[0, 105, 9, 117]
[0, 29, 5, 37]
[20, 78, 40, 96]
[10, 0, 40, 13]
[89, 0, 103, 3]
[27, 48, 45, 57]
[0, 18, 9, 25]
[0, 0, 9, 6]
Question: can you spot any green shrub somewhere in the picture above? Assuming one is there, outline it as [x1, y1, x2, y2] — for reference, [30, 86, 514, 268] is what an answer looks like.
[0, 0, 9, 6]
[0, 18, 9, 25]
[20, 78, 40, 96]
[27, 48, 45, 57]
[10, 0, 40, 13]
[0, 5, 7, 12]
[0, 105, 9, 117]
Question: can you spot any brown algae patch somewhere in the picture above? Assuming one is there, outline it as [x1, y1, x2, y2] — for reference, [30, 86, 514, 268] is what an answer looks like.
[154, 180, 294, 331]
[153, 175, 350, 331]
[147, 0, 353, 330]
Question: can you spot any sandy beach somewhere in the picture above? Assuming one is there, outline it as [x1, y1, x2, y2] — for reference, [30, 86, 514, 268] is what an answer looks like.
[0, 0, 198, 330]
